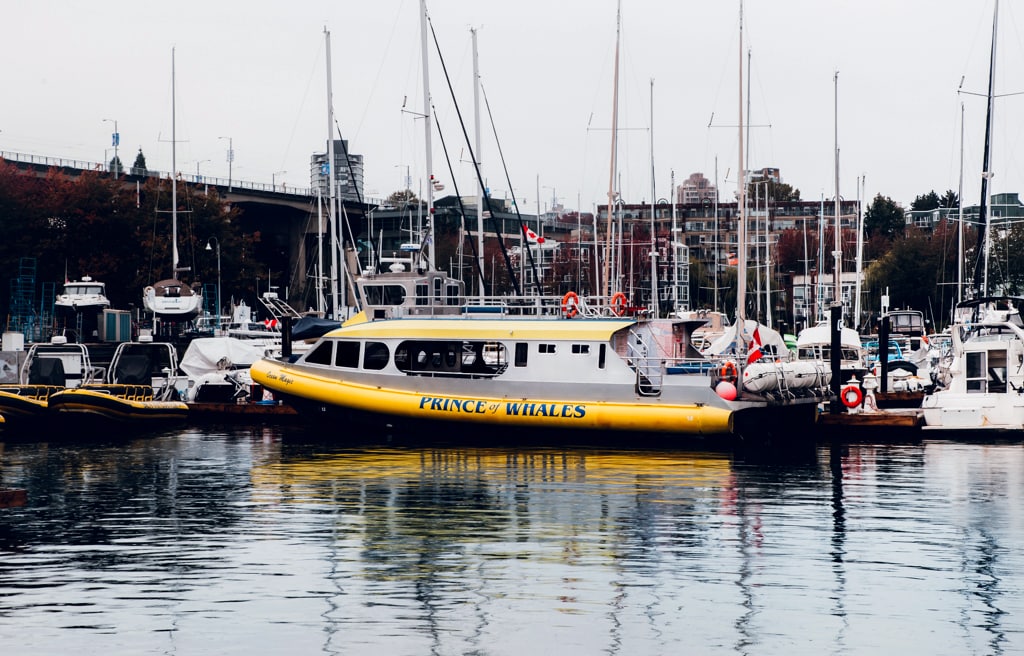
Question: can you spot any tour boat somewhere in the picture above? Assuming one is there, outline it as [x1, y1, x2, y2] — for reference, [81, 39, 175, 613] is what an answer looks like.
[250, 269, 827, 441]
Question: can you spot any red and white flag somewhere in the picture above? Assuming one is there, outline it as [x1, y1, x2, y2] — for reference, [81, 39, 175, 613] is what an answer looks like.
[747, 326, 763, 364]
[522, 225, 545, 244]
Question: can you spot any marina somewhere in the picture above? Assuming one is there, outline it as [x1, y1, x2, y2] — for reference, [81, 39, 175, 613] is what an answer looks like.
[3, 1, 1024, 650]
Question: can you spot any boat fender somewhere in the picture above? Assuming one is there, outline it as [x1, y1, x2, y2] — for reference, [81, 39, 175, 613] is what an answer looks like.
[841, 384, 863, 408]
[720, 361, 738, 383]
[561, 291, 580, 319]
[611, 292, 628, 316]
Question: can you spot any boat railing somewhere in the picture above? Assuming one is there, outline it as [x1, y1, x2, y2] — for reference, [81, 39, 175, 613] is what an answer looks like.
[458, 294, 632, 319]
[626, 330, 662, 395]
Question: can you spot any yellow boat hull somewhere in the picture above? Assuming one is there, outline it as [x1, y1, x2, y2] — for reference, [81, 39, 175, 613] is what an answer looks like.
[252, 358, 732, 435]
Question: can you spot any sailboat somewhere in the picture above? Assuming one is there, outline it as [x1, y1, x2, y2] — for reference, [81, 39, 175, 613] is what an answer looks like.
[142, 48, 203, 323]
[920, 0, 1024, 431]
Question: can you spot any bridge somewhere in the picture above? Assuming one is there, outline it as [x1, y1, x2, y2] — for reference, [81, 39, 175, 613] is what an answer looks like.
[0, 149, 385, 308]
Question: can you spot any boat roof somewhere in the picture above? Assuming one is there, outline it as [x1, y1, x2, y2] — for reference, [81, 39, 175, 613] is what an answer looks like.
[325, 317, 636, 341]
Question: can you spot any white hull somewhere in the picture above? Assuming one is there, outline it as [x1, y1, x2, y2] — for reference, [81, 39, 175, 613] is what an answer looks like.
[143, 279, 203, 321]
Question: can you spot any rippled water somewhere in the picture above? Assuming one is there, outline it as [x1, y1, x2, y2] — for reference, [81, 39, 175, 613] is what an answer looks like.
[1, 426, 1022, 655]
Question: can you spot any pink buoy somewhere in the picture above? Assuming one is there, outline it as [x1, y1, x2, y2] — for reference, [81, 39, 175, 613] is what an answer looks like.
[715, 380, 737, 401]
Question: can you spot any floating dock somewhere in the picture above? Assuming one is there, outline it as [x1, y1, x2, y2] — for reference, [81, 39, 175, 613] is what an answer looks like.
[187, 401, 300, 424]
[817, 407, 924, 436]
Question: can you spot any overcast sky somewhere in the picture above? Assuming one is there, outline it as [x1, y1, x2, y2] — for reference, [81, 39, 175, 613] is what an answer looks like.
[3, 0, 1022, 214]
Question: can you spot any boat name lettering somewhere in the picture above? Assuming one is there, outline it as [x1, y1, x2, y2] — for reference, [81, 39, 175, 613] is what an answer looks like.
[416, 397, 586, 419]
[505, 402, 586, 419]
[418, 397, 490, 414]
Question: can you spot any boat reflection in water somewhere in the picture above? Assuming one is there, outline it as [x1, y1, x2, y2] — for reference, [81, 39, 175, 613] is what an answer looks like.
[0, 428, 1021, 654]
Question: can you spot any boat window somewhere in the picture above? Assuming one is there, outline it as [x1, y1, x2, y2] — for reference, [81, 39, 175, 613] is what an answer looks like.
[304, 341, 333, 365]
[446, 283, 461, 306]
[363, 342, 389, 370]
[539, 344, 556, 354]
[572, 344, 590, 354]
[515, 343, 528, 367]
[334, 341, 360, 368]
[966, 352, 986, 393]
[395, 339, 507, 376]
[363, 284, 406, 306]
[599, 344, 606, 369]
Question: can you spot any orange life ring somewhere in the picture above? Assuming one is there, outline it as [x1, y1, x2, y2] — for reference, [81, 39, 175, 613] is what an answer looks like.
[561, 291, 580, 318]
[841, 385, 863, 408]
[611, 292, 628, 316]
[720, 361, 738, 383]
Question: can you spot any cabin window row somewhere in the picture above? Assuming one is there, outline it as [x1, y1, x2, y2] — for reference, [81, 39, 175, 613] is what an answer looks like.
[302, 339, 605, 375]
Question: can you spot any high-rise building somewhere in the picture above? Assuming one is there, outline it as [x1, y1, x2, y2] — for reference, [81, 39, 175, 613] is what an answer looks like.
[310, 140, 364, 201]
[677, 172, 717, 205]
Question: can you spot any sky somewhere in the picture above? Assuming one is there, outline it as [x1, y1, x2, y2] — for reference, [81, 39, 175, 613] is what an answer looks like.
[3, 0, 1024, 215]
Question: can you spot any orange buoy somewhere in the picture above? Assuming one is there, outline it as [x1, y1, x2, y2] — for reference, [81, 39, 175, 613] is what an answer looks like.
[841, 384, 863, 408]
[611, 292, 628, 316]
[561, 291, 580, 318]
[720, 361, 738, 383]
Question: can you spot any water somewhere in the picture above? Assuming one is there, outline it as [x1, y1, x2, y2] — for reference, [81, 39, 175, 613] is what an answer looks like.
[1, 426, 1023, 655]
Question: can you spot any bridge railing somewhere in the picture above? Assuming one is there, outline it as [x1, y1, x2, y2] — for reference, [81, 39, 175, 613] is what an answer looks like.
[0, 150, 380, 200]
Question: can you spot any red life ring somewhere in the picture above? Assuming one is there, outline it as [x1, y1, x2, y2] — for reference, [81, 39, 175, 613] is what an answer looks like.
[611, 292, 628, 316]
[841, 385, 863, 408]
[720, 361, 738, 383]
[561, 291, 580, 318]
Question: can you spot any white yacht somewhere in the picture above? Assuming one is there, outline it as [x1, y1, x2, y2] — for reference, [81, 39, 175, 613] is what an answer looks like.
[922, 296, 1024, 431]
[55, 276, 111, 340]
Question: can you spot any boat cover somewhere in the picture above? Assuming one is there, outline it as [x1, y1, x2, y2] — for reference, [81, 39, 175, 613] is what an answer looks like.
[179, 337, 268, 379]
[291, 316, 342, 341]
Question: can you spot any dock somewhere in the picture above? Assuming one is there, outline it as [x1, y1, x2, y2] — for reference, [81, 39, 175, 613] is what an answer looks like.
[187, 401, 300, 424]
[817, 407, 924, 437]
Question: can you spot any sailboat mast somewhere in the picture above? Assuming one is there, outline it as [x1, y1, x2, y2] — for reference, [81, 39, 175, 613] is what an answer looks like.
[420, 0, 436, 271]
[171, 47, 178, 275]
[973, 0, 998, 298]
[325, 28, 341, 320]
[472, 27, 484, 300]
[649, 78, 659, 316]
[736, 0, 747, 327]
[833, 70, 842, 319]
[602, 0, 621, 299]
[957, 102, 965, 304]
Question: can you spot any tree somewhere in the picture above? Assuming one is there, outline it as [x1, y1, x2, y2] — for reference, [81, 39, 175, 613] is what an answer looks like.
[386, 189, 420, 207]
[863, 193, 905, 240]
[747, 176, 800, 202]
[108, 155, 123, 176]
[911, 190, 941, 211]
[131, 148, 147, 176]
[939, 189, 959, 209]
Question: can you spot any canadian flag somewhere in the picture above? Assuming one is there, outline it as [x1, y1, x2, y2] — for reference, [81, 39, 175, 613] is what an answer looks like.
[746, 326, 764, 364]
[522, 224, 545, 244]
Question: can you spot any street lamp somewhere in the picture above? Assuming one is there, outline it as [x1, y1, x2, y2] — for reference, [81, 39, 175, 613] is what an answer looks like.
[218, 136, 233, 191]
[272, 170, 287, 191]
[205, 237, 221, 329]
[103, 118, 119, 177]
[195, 159, 210, 182]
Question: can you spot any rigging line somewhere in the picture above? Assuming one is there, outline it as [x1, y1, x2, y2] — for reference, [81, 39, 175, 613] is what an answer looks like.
[427, 14, 521, 296]
[480, 83, 544, 297]
[432, 103, 488, 294]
